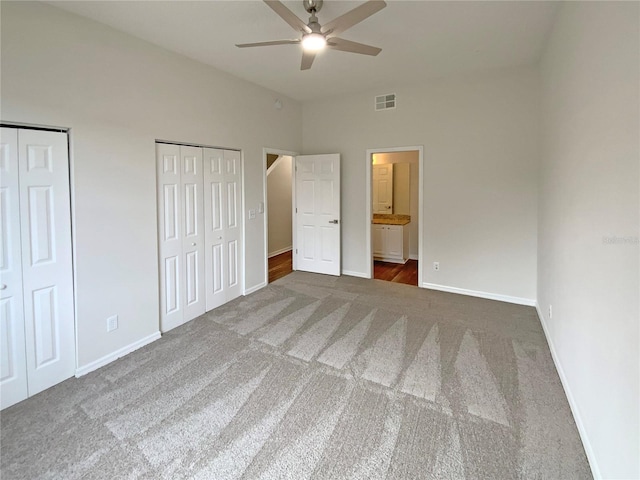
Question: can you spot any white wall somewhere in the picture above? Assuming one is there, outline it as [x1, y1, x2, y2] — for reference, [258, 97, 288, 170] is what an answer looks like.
[267, 156, 293, 256]
[303, 67, 539, 302]
[538, 2, 639, 478]
[0, 2, 302, 369]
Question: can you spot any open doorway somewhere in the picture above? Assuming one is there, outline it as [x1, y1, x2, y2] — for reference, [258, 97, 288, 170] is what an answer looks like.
[264, 150, 295, 283]
[366, 147, 424, 287]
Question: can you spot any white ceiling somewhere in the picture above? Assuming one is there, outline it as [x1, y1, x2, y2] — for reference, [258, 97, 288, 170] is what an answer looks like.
[50, 0, 558, 102]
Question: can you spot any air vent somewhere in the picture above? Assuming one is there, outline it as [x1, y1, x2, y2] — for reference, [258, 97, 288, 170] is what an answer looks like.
[375, 93, 396, 111]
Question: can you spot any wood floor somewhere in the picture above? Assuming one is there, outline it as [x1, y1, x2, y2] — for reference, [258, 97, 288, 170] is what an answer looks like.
[269, 250, 417, 287]
[268, 250, 293, 283]
[374, 259, 418, 286]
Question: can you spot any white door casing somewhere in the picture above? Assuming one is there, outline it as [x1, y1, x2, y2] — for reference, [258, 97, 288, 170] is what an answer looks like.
[203, 148, 243, 310]
[294, 154, 341, 276]
[372, 164, 393, 214]
[180, 146, 205, 322]
[0, 128, 28, 409]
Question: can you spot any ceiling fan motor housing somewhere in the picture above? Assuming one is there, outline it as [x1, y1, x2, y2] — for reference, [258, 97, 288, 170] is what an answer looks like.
[303, 0, 323, 14]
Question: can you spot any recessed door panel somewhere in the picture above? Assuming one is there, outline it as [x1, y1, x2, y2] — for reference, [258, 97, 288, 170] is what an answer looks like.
[320, 226, 334, 262]
[211, 244, 223, 294]
[163, 154, 178, 175]
[184, 183, 198, 237]
[1, 299, 16, 381]
[26, 145, 53, 172]
[32, 286, 58, 368]
[302, 226, 315, 260]
[0, 188, 9, 270]
[211, 182, 222, 231]
[300, 181, 315, 214]
[163, 185, 179, 241]
[227, 182, 237, 229]
[319, 180, 334, 215]
[185, 250, 199, 306]
[227, 239, 238, 288]
[164, 256, 179, 315]
[28, 186, 54, 266]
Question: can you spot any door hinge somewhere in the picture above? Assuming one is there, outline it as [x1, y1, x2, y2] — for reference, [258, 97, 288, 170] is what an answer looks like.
[295, 249, 298, 254]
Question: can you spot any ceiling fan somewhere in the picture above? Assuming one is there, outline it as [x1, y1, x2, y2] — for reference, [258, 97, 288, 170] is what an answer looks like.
[236, 0, 387, 70]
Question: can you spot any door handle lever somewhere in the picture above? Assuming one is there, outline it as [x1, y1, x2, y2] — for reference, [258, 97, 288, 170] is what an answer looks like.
[329, 219, 339, 224]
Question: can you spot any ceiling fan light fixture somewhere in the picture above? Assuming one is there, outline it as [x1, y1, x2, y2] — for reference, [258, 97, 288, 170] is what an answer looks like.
[301, 33, 326, 51]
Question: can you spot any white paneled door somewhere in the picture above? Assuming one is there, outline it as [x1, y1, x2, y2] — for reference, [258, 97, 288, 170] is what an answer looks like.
[372, 164, 393, 213]
[180, 146, 205, 323]
[0, 128, 28, 409]
[0, 127, 75, 409]
[203, 149, 242, 311]
[157, 143, 243, 332]
[294, 154, 341, 276]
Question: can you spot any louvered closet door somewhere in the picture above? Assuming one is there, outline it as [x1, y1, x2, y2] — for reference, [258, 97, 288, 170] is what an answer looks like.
[204, 148, 243, 310]
[0, 128, 28, 409]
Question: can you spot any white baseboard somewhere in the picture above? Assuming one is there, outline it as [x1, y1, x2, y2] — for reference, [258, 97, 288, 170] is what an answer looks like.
[535, 304, 600, 479]
[244, 281, 267, 295]
[422, 282, 536, 306]
[342, 270, 369, 279]
[409, 254, 419, 260]
[75, 331, 161, 377]
[268, 246, 292, 258]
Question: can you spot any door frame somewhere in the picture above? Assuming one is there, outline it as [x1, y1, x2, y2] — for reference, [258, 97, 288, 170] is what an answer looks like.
[365, 146, 424, 285]
[262, 147, 298, 286]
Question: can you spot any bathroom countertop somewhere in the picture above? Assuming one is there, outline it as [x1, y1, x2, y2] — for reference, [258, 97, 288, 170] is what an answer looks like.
[372, 214, 411, 226]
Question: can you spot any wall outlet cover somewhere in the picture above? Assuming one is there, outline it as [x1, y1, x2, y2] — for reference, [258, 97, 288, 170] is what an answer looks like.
[107, 315, 118, 332]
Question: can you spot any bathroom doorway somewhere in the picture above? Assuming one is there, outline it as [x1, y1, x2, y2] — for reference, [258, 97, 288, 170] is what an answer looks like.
[366, 147, 424, 287]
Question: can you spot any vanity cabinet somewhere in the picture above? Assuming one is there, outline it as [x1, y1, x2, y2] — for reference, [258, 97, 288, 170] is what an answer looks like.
[373, 223, 409, 263]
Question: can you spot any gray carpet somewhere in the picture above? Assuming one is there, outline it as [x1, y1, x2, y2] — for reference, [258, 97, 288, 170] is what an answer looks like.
[1, 272, 591, 479]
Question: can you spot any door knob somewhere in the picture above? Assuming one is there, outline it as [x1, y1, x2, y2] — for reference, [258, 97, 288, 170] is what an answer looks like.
[0, 284, 6, 290]
[328, 219, 339, 224]
[217, 236, 222, 240]
[191, 242, 196, 246]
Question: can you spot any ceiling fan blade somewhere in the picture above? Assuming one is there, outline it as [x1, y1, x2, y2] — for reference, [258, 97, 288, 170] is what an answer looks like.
[322, 0, 386, 37]
[264, 0, 311, 34]
[236, 39, 300, 48]
[301, 51, 316, 70]
[327, 37, 381, 56]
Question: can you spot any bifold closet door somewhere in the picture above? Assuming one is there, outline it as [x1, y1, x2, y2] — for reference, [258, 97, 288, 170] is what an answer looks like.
[157, 143, 205, 333]
[0, 128, 28, 409]
[203, 148, 242, 311]
[180, 146, 205, 322]
[0, 127, 75, 409]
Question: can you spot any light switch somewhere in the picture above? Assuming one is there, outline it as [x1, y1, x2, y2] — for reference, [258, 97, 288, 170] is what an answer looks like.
[258, 202, 264, 214]
[249, 209, 256, 219]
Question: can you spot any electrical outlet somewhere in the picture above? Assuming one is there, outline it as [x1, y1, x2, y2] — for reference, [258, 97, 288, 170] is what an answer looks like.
[548, 305, 553, 319]
[107, 315, 118, 332]
[248, 209, 256, 219]
[433, 262, 440, 271]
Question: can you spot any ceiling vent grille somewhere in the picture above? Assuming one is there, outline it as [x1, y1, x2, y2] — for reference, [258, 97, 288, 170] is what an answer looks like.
[375, 93, 396, 111]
